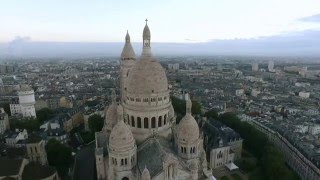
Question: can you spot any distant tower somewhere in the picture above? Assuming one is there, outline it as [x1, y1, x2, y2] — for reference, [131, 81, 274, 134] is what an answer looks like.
[18, 85, 36, 118]
[120, 31, 136, 104]
[268, 60, 274, 72]
[252, 63, 259, 72]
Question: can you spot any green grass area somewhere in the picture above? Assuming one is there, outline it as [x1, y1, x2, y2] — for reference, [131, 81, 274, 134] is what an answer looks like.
[248, 168, 265, 180]
[220, 176, 229, 180]
[231, 173, 242, 180]
[79, 131, 95, 144]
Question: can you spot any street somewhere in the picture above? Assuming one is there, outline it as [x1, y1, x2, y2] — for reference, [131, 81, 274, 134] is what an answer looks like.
[72, 141, 96, 180]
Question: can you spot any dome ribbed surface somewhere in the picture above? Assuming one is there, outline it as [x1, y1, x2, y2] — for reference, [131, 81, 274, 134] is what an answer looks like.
[127, 57, 168, 95]
[177, 114, 199, 143]
[109, 119, 135, 150]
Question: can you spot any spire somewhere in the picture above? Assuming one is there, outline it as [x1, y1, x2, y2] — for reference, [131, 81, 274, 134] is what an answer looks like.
[121, 30, 136, 60]
[185, 93, 192, 114]
[142, 166, 151, 180]
[111, 89, 116, 103]
[117, 104, 124, 122]
[142, 19, 152, 57]
[125, 30, 130, 43]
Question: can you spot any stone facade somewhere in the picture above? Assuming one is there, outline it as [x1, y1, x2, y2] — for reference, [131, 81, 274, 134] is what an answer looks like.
[95, 20, 220, 180]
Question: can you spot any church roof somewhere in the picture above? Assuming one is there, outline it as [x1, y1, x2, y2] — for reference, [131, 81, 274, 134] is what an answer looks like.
[137, 138, 166, 178]
[126, 20, 168, 95]
[109, 105, 135, 151]
[143, 23, 151, 40]
[178, 114, 200, 143]
[177, 95, 200, 143]
[127, 56, 168, 95]
[121, 31, 136, 60]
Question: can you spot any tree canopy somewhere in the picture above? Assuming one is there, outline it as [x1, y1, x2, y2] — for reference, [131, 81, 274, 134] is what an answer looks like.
[88, 114, 104, 132]
[46, 139, 74, 177]
[0, 103, 11, 116]
[36, 108, 54, 123]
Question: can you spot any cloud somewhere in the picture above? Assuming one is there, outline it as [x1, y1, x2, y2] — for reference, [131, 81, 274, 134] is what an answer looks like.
[9, 36, 31, 45]
[7, 36, 31, 55]
[299, 14, 320, 23]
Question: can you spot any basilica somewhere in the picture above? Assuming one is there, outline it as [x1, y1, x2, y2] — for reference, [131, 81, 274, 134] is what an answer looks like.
[95, 20, 241, 180]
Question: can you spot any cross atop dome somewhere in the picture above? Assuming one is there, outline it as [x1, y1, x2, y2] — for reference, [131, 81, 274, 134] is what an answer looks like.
[145, 18, 148, 24]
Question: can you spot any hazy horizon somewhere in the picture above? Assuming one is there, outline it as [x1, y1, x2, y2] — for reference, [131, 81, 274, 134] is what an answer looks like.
[1, 0, 320, 58]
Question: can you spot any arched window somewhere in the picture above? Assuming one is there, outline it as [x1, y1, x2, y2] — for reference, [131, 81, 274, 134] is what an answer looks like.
[131, 118, 135, 127]
[137, 117, 141, 128]
[121, 159, 124, 166]
[125, 158, 127, 165]
[190, 147, 193, 154]
[158, 116, 162, 127]
[193, 147, 196, 153]
[181, 147, 183, 153]
[122, 177, 129, 180]
[164, 114, 167, 125]
[151, 117, 156, 128]
[144, 117, 149, 129]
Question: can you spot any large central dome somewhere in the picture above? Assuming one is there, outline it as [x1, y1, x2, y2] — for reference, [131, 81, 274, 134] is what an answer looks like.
[127, 57, 168, 95]
[126, 20, 168, 95]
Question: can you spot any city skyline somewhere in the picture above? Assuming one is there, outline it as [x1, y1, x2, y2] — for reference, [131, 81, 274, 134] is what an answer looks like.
[1, 0, 320, 43]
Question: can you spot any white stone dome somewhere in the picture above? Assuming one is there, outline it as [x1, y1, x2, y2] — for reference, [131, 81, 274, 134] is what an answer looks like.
[127, 57, 168, 95]
[109, 105, 135, 151]
[178, 114, 199, 143]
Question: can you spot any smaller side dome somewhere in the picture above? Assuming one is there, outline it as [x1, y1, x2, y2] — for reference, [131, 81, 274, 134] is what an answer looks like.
[177, 94, 200, 143]
[109, 104, 135, 151]
[141, 166, 151, 180]
[121, 31, 136, 60]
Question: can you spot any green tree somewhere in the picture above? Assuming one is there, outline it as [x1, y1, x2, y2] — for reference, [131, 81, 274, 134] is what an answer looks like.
[0, 103, 11, 116]
[36, 108, 54, 123]
[171, 96, 202, 115]
[10, 117, 41, 132]
[88, 114, 104, 132]
[205, 109, 218, 119]
[46, 139, 74, 176]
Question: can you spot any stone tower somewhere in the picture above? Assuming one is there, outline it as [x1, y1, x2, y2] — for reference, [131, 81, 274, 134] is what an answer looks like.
[123, 20, 173, 143]
[108, 104, 137, 180]
[176, 93, 201, 160]
[120, 31, 136, 104]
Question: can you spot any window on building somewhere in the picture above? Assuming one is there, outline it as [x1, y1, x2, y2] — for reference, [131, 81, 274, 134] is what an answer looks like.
[158, 116, 162, 127]
[151, 117, 156, 128]
[132, 118, 135, 127]
[181, 147, 183, 153]
[121, 159, 124, 166]
[137, 117, 142, 128]
[125, 158, 127, 165]
[144, 117, 149, 129]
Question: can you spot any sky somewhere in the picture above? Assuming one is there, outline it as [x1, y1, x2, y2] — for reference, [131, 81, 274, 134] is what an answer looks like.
[1, 0, 320, 43]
